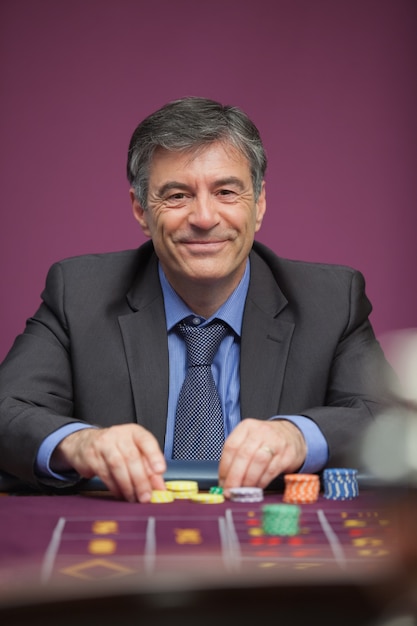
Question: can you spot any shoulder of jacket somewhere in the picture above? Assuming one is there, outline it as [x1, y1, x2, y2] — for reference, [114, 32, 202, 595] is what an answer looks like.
[252, 240, 360, 278]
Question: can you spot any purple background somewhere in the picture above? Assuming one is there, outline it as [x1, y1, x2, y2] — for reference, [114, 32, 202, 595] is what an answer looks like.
[1, 0, 416, 362]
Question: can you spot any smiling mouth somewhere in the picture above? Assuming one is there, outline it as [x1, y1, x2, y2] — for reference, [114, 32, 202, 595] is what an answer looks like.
[185, 240, 225, 244]
[180, 240, 228, 252]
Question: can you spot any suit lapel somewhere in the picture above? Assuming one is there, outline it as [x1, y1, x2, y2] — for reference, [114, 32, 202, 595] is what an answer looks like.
[240, 251, 295, 419]
[118, 252, 169, 449]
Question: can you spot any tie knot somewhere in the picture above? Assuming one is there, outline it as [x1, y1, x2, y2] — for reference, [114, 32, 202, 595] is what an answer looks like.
[177, 320, 228, 367]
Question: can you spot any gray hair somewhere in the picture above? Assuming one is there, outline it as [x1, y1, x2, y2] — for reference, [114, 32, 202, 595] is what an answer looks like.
[127, 97, 267, 208]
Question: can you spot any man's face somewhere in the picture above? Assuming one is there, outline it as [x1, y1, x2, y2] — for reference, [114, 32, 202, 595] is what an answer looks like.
[131, 141, 266, 298]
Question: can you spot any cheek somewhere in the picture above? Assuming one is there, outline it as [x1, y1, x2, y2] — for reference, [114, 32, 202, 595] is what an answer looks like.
[238, 210, 260, 234]
[157, 212, 187, 236]
[147, 216, 176, 247]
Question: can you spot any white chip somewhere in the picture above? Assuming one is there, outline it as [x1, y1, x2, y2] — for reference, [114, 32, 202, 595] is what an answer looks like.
[229, 487, 264, 502]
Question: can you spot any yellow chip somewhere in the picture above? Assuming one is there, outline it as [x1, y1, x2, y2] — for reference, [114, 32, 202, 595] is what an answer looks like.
[190, 493, 225, 504]
[171, 491, 198, 499]
[165, 480, 199, 493]
[150, 490, 175, 503]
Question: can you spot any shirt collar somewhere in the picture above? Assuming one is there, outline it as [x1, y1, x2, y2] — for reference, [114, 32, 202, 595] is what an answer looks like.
[159, 260, 250, 337]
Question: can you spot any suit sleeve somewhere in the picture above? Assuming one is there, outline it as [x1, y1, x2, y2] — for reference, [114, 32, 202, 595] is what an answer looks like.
[301, 269, 394, 467]
[0, 262, 82, 485]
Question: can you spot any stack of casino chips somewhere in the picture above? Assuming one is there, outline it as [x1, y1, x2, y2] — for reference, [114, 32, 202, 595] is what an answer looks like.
[229, 486, 264, 503]
[283, 473, 320, 504]
[262, 503, 301, 536]
[151, 481, 225, 504]
[150, 480, 199, 502]
[323, 468, 359, 500]
[150, 490, 175, 503]
[165, 480, 199, 499]
[189, 492, 224, 503]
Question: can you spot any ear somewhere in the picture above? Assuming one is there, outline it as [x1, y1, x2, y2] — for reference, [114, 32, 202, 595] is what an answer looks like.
[254, 181, 266, 232]
[130, 188, 151, 237]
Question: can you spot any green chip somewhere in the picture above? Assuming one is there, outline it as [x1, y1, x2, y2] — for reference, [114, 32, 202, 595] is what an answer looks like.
[262, 503, 300, 536]
[209, 486, 224, 494]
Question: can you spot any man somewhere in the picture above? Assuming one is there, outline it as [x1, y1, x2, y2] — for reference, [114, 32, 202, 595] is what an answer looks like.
[0, 97, 390, 503]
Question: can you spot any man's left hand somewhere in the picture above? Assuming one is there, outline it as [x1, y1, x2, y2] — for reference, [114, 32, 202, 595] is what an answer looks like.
[218, 418, 307, 494]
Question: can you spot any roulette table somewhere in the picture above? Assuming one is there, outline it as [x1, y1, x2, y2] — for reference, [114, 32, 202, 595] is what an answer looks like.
[0, 462, 415, 626]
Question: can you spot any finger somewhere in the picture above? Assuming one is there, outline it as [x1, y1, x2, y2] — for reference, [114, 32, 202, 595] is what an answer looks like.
[111, 437, 160, 503]
[83, 444, 126, 501]
[220, 419, 289, 491]
[221, 436, 264, 491]
[218, 427, 249, 487]
[95, 469, 124, 501]
[87, 427, 151, 502]
[98, 441, 145, 502]
[232, 432, 304, 489]
[94, 425, 165, 502]
[141, 456, 167, 491]
[56, 426, 154, 502]
[150, 473, 167, 491]
[236, 444, 279, 487]
[131, 427, 167, 476]
[128, 428, 167, 501]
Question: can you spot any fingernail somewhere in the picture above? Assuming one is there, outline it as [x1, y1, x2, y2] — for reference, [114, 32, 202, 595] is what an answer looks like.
[139, 491, 151, 504]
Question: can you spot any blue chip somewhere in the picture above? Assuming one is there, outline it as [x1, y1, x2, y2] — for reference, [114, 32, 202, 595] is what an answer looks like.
[323, 468, 359, 500]
[324, 468, 357, 477]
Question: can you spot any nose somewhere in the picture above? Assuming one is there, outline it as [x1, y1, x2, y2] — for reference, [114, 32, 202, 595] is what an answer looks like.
[188, 193, 220, 230]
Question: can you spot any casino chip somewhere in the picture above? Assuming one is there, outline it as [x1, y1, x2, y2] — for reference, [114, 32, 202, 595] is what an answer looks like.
[165, 480, 199, 499]
[262, 503, 300, 536]
[283, 474, 320, 504]
[229, 487, 264, 503]
[165, 480, 199, 492]
[150, 490, 175, 503]
[209, 486, 224, 495]
[323, 468, 359, 500]
[190, 493, 225, 504]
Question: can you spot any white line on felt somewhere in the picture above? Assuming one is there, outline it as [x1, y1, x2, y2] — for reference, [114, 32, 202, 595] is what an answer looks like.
[41, 517, 66, 583]
[144, 516, 156, 574]
[219, 508, 241, 571]
[317, 509, 346, 569]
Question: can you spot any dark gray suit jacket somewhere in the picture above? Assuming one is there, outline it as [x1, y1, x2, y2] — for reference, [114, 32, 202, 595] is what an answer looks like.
[0, 241, 390, 485]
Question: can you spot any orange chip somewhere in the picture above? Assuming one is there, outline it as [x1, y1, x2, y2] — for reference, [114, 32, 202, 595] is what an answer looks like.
[284, 474, 319, 482]
[283, 473, 320, 504]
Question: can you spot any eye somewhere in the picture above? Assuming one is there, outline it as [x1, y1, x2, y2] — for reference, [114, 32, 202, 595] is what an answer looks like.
[216, 189, 237, 202]
[164, 192, 189, 208]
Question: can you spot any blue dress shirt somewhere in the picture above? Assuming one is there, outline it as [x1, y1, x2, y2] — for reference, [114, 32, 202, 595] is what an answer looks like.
[37, 260, 328, 479]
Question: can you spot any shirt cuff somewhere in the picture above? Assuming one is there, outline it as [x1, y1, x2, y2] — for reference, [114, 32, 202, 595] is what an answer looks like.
[35, 423, 96, 481]
[270, 415, 329, 473]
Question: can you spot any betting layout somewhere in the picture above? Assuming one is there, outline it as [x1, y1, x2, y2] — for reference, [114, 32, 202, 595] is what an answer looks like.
[40, 495, 393, 583]
[0, 469, 397, 587]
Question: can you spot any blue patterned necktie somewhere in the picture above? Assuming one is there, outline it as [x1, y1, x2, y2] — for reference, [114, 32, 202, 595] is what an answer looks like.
[172, 319, 228, 460]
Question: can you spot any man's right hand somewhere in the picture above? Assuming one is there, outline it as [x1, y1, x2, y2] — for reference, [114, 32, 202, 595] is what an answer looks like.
[51, 424, 167, 502]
